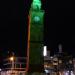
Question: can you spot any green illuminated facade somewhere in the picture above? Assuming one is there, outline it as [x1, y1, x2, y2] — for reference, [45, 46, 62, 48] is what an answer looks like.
[29, 0, 44, 72]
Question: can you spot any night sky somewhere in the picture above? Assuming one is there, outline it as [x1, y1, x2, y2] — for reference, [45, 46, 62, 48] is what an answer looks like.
[0, 0, 75, 63]
[0, 0, 27, 59]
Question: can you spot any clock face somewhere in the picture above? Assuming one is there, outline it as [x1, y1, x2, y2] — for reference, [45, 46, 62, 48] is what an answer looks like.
[30, 11, 44, 24]
[34, 16, 40, 22]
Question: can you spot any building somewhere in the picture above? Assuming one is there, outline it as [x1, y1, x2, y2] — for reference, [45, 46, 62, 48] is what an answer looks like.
[0, 70, 25, 75]
[0, 56, 26, 75]
[73, 58, 75, 75]
[27, 0, 45, 72]
[44, 44, 74, 75]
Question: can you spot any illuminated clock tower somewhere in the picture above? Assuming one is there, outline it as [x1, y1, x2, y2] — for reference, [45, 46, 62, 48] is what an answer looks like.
[27, 0, 44, 72]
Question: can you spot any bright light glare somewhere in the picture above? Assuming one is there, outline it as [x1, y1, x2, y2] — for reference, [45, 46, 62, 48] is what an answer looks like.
[43, 46, 47, 56]
[64, 71, 74, 75]
[64, 71, 68, 75]
[10, 57, 14, 61]
[71, 71, 74, 75]
[0, 68, 1, 71]
[44, 69, 49, 73]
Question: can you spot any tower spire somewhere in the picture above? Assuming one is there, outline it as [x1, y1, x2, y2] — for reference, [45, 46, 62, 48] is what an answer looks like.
[58, 44, 62, 53]
[31, 0, 42, 10]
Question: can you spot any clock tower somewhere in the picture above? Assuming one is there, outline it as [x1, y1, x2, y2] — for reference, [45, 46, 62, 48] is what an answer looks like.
[27, 0, 45, 72]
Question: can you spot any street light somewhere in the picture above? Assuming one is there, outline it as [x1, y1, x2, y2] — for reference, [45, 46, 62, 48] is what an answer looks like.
[10, 57, 14, 61]
[9, 56, 15, 70]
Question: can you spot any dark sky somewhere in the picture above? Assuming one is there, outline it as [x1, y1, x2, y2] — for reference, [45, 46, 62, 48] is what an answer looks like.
[44, 0, 74, 56]
[0, 0, 75, 60]
[0, 0, 27, 58]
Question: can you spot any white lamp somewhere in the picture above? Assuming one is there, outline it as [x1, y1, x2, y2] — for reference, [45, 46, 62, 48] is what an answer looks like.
[43, 46, 47, 56]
